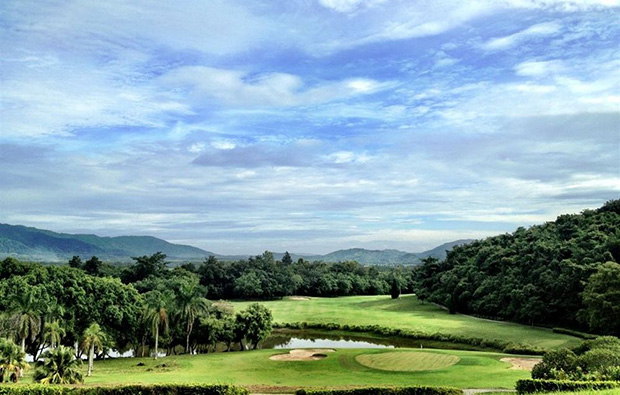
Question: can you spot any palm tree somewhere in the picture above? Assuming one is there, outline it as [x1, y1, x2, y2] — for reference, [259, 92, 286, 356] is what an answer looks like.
[34, 345, 83, 384]
[43, 321, 66, 349]
[0, 337, 29, 383]
[142, 291, 171, 360]
[8, 288, 42, 355]
[176, 281, 210, 353]
[81, 323, 106, 377]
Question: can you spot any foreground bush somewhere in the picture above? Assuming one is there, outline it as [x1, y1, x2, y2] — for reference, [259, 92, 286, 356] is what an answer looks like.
[516, 379, 620, 394]
[0, 384, 249, 395]
[296, 387, 461, 395]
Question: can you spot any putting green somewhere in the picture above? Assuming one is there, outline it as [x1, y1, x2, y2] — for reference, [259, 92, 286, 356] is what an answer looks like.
[355, 351, 460, 372]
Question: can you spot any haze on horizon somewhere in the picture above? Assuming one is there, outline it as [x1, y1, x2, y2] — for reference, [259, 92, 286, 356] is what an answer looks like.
[1, 0, 619, 255]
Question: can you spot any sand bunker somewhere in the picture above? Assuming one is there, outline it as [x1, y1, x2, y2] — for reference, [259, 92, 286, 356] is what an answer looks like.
[500, 357, 542, 370]
[289, 296, 311, 301]
[270, 348, 335, 361]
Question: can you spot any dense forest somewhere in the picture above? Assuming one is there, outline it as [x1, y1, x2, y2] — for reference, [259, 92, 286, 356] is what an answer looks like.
[414, 199, 620, 336]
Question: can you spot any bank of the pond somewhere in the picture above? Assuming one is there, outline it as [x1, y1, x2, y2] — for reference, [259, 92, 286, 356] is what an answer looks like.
[264, 328, 499, 352]
[232, 295, 582, 352]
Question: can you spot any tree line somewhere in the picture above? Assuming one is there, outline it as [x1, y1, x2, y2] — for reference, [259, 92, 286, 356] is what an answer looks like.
[413, 199, 620, 336]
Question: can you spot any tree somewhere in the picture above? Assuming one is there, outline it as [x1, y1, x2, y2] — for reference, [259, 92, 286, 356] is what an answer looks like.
[43, 321, 65, 349]
[68, 256, 83, 269]
[34, 345, 83, 384]
[127, 252, 168, 282]
[142, 290, 172, 359]
[175, 279, 210, 353]
[281, 251, 293, 266]
[581, 261, 620, 336]
[81, 322, 107, 377]
[8, 285, 42, 354]
[0, 337, 29, 383]
[243, 303, 273, 350]
[84, 256, 103, 276]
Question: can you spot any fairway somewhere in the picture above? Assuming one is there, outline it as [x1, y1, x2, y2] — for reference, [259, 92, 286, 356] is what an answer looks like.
[233, 294, 582, 350]
[355, 351, 460, 371]
[48, 347, 532, 391]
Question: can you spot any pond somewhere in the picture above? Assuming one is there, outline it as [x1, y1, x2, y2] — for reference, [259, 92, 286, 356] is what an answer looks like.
[260, 329, 424, 350]
[28, 328, 483, 361]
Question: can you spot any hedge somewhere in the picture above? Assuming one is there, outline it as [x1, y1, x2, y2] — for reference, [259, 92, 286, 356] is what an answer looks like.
[516, 379, 620, 393]
[296, 386, 461, 395]
[275, 321, 544, 355]
[552, 327, 596, 340]
[0, 384, 249, 395]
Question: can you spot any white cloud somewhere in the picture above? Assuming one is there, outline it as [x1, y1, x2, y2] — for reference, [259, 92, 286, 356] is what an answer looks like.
[318, 0, 388, 13]
[514, 60, 564, 76]
[483, 22, 562, 51]
[159, 66, 392, 108]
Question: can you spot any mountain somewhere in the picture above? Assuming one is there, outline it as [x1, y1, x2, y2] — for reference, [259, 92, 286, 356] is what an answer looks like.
[308, 241, 473, 265]
[0, 222, 472, 265]
[0, 223, 213, 262]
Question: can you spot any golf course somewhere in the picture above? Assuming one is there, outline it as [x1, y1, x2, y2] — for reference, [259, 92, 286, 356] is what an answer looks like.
[12, 294, 583, 392]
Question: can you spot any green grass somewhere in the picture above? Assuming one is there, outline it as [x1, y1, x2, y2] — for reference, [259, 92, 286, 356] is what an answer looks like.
[233, 295, 582, 350]
[24, 348, 532, 391]
[354, 350, 460, 371]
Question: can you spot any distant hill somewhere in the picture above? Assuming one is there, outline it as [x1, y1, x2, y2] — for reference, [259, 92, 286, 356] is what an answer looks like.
[220, 241, 474, 265]
[0, 223, 213, 262]
[0, 223, 472, 265]
[304, 240, 473, 265]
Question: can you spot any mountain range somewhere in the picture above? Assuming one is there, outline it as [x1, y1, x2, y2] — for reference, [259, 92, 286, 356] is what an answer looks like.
[0, 223, 472, 265]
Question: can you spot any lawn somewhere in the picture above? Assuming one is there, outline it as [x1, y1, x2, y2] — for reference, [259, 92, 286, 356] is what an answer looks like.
[60, 348, 532, 391]
[233, 294, 582, 350]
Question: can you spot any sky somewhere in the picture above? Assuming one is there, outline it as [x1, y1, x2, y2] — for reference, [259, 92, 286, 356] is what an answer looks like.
[1, 0, 619, 255]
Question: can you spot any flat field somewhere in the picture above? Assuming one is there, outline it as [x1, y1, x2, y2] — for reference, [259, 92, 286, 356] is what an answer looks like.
[64, 348, 532, 391]
[233, 294, 582, 350]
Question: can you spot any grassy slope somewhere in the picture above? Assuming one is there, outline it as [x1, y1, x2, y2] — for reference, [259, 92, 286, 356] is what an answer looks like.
[67, 348, 530, 390]
[233, 295, 582, 350]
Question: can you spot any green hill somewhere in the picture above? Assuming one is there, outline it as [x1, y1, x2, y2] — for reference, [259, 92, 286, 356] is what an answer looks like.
[415, 199, 620, 335]
[0, 223, 213, 262]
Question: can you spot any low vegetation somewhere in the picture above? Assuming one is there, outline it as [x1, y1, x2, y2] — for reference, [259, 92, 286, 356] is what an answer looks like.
[0, 383, 249, 394]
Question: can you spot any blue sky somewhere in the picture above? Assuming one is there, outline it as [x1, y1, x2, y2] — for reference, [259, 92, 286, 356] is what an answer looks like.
[1, 0, 619, 255]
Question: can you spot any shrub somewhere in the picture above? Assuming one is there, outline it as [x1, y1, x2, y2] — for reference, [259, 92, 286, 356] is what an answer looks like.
[552, 327, 596, 340]
[296, 386, 461, 395]
[0, 384, 249, 395]
[516, 378, 620, 394]
[277, 321, 540, 353]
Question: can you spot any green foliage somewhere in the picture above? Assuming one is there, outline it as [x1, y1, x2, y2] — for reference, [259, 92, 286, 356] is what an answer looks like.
[552, 327, 596, 339]
[236, 303, 273, 349]
[0, 337, 29, 382]
[34, 345, 83, 384]
[532, 336, 620, 381]
[516, 379, 620, 394]
[580, 261, 620, 335]
[0, 384, 249, 395]
[296, 386, 461, 395]
[197, 253, 402, 300]
[414, 200, 620, 332]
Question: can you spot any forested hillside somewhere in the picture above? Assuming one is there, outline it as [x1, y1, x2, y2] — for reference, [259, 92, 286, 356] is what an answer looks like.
[0, 224, 213, 261]
[414, 200, 620, 336]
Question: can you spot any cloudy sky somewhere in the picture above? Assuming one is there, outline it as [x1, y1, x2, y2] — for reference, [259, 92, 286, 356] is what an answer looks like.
[1, 0, 619, 255]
